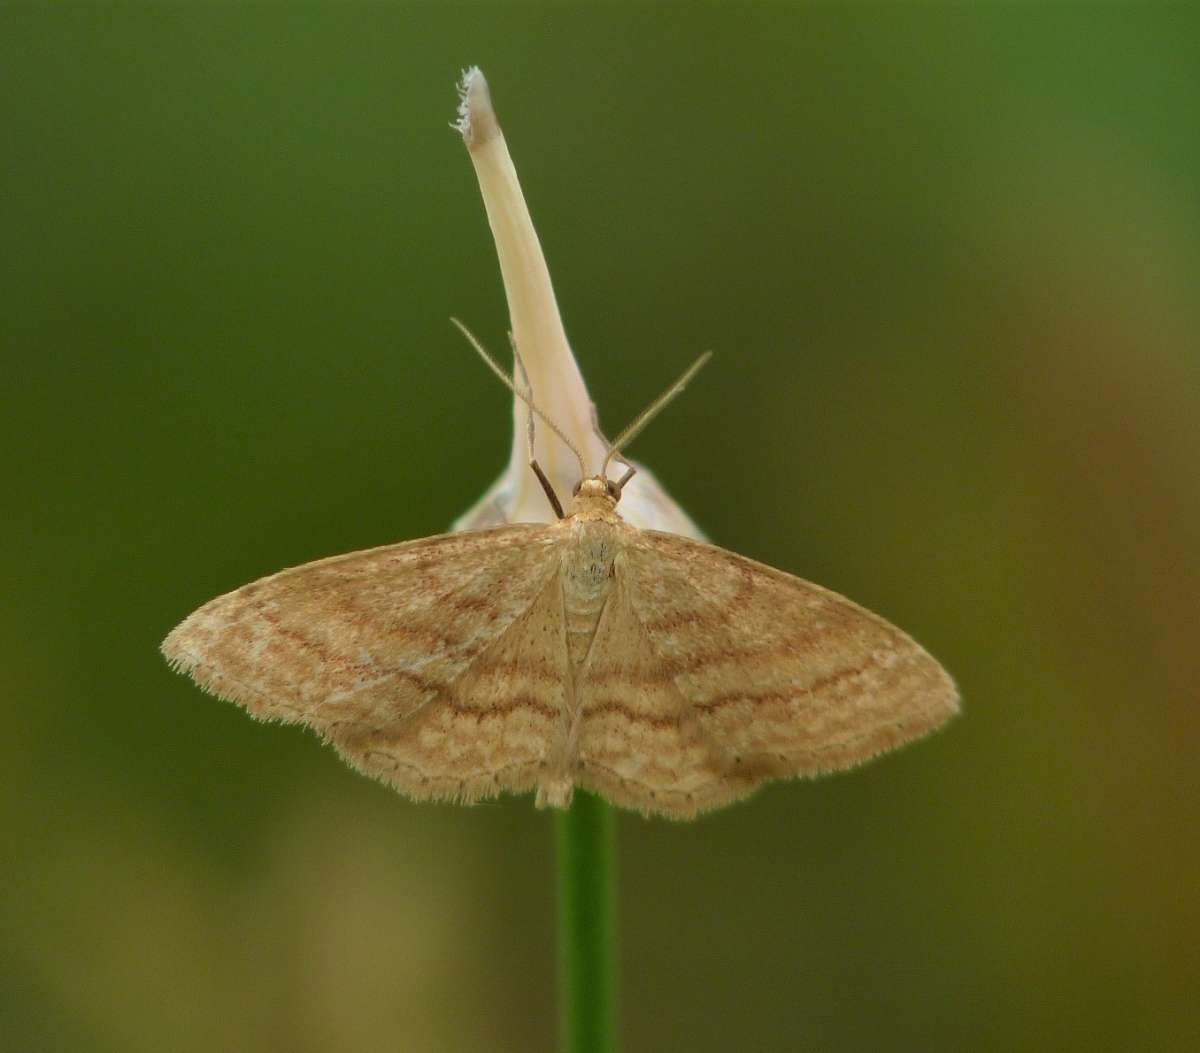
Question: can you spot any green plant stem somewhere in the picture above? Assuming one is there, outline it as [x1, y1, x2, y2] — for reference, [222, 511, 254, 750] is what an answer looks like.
[556, 790, 619, 1053]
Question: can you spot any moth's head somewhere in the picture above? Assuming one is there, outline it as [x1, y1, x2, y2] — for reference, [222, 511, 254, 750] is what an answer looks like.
[574, 475, 622, 503]
[567, 475, 623, 520]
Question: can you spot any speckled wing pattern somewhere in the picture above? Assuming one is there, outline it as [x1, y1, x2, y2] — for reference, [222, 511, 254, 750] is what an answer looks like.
[162, 524, 570, 803]
[574, 529, 959, 817]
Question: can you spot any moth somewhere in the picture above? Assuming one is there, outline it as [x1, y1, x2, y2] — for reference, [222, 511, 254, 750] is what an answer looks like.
[162, 333, 958, 819]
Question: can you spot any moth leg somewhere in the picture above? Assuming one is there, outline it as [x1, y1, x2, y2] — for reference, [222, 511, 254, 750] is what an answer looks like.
[531, 459, 565, 519]
[511, 334, 565, 519]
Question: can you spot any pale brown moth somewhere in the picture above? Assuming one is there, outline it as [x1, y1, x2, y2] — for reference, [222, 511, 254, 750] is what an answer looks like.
[162, 327, 959, 820]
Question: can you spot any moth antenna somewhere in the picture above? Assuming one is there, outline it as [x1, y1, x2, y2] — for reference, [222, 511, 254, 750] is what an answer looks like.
[510, 333, 536, 465]
[589, 399, 634, 471]
[601, 351, 713, 477]
[450, 318, 589, 481]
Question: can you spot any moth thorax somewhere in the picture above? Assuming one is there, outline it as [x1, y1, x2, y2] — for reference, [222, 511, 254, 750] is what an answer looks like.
[561, 522, 617, 668]
[565, 521, 616, 591]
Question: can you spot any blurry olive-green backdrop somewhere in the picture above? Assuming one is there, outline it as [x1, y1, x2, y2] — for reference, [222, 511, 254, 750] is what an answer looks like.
[4, 5, 1198, 1052]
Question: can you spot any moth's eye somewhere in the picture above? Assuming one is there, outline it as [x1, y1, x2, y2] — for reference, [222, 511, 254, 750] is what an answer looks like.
[572, 480, 582, 497]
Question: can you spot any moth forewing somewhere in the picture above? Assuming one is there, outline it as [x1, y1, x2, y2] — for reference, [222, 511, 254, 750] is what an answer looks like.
[164, 484, 957, 820]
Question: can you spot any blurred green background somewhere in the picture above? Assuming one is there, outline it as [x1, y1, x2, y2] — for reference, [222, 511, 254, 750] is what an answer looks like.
[4, 5, 1198, 1051]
